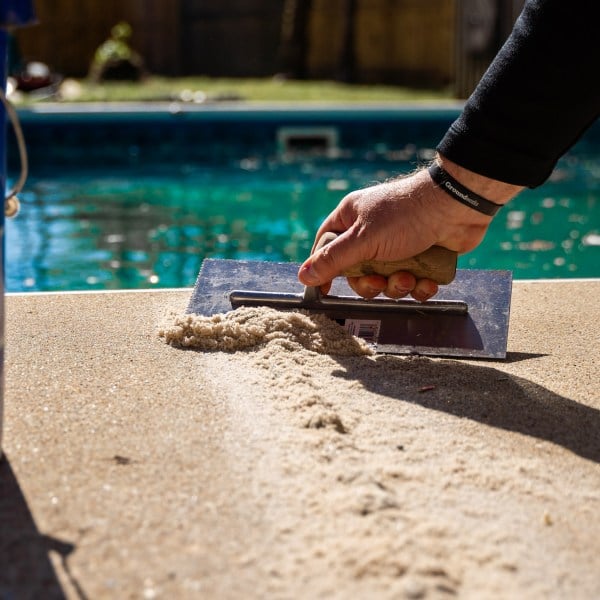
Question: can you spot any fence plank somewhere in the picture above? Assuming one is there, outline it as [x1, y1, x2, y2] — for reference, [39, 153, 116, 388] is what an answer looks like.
[13, 0, 473, 90]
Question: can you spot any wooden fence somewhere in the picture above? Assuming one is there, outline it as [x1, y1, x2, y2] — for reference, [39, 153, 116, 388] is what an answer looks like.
[13, 0, 523, 95]
[14, 0, 184, 78]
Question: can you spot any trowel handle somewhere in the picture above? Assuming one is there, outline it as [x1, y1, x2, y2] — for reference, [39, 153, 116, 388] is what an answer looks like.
[315, 232, 457, 285]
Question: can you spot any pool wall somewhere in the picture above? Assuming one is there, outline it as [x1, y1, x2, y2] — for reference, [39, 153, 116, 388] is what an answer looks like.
[10, 102, 600, 172]
[10, 103, 469, 170]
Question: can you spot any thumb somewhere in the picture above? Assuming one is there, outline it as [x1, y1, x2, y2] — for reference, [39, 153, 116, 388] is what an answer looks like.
[298, 230, 370, 286]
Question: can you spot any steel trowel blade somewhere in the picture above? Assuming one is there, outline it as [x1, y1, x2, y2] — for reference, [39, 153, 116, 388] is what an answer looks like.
[187, 259, 512, 359]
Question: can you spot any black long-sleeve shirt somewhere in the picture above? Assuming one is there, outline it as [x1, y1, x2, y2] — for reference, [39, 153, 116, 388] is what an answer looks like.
[437, 0, 600, 188]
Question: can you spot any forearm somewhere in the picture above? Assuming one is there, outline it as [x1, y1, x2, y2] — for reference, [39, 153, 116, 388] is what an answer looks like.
[439, 0, 600, 188]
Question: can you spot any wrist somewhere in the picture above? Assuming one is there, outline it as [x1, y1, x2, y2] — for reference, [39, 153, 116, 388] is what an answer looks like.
[436, 155, 523, 205]
[412, 168, 496, 254]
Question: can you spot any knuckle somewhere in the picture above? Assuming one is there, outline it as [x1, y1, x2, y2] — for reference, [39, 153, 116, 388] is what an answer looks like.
[317, 243, 338, 269]
[343, 189, 362, 203]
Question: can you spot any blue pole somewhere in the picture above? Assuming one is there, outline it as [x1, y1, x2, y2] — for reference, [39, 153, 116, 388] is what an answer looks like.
[0, 1, 36, 459]
[0, 28, 6, 459]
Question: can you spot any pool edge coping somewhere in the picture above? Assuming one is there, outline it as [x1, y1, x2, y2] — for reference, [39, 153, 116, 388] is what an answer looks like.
[6, 277, 599, 298]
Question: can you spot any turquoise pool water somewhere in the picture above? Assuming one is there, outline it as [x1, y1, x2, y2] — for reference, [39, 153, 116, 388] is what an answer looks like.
[6, 107, 599, 292]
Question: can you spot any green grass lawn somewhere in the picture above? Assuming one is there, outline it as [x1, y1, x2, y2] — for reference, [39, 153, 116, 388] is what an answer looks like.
[42, 76, 454, 104]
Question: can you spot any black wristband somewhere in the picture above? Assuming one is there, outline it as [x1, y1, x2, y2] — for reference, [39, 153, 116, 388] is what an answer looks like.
[428, 163, 503, 217]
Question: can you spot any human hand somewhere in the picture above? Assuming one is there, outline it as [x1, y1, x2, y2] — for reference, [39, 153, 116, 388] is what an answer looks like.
[298, 161, 520, 301]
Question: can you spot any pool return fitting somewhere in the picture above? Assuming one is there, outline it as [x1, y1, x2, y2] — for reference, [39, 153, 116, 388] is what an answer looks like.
[1, 0, 36, 460]
[276, 126, 339, 158]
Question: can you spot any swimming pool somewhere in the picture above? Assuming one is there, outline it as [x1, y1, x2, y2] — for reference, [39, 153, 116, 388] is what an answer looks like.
[6, 104, 600, 292]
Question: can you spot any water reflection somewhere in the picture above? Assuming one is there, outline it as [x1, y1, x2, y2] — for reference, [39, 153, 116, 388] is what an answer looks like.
[5, 149, 599, 292]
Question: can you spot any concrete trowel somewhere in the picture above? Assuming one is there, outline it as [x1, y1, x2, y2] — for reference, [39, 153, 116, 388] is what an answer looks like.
[187, 233, 512, 359]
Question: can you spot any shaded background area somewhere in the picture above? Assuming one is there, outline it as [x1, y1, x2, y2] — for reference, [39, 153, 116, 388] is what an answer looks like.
[14, 0, 525, 97]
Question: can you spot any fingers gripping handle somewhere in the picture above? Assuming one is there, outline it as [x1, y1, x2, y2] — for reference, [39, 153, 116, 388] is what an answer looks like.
[315, 232, 457, 285]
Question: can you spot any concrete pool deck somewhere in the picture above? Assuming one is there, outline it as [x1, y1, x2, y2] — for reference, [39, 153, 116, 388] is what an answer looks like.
[1, 280, 599, 599]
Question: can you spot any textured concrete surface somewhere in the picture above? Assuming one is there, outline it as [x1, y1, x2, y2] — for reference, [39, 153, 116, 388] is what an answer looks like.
[1, 281, 599, 599]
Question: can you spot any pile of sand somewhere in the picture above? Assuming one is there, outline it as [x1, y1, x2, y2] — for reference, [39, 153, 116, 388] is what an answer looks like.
[158, 306, 374, 356]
